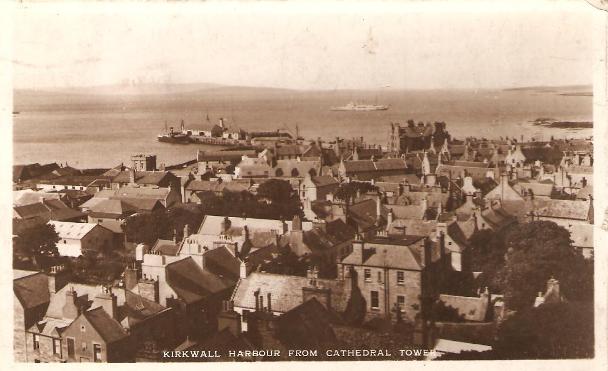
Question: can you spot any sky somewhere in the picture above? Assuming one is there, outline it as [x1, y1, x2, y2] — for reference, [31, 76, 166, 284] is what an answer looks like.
[8, 1, 598, 90]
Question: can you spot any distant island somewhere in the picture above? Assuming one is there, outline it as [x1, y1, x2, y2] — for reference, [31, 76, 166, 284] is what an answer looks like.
[531, 118, 593, 129]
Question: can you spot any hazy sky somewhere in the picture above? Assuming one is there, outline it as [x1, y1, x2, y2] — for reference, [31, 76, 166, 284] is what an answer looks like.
[9, 2, 597, 90]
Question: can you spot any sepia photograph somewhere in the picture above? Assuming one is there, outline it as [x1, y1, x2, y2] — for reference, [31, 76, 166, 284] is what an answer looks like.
[4, 0, 606, 367]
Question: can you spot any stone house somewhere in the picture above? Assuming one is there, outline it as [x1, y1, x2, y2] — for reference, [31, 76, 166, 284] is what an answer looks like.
[338, 232, 446, 323]
[299, 175, 339, 202]
[48, 221, 115, 257]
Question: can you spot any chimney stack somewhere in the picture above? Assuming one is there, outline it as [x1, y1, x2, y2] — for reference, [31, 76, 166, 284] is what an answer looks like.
[129, 168, 136, 184]
[62, 287, 81, 319]
[95, 286, 118, 319]
[239, 260, 247, 279]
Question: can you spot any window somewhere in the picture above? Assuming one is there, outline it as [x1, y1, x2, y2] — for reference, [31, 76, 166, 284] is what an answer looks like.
[397, 271, 405, 285]
[370, 291, 379, 309]
[242, 310, 250, 323]
[397, 295, 405, 312]
[67, 338, 75, 358]
[377, 271, 383, 283]
[80, 325, 86, 333]
[364, 269, 371, 282]
[53, 339, 62, 357]
[93, 344, 102, 362]
[81, 342, 87, 352]
[33, 334, 40, 350]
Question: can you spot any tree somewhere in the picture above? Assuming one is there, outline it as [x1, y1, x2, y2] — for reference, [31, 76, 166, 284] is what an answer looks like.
[124, 211, 172, 245]
[494, 302, 593, 359]
[257, 179, 294, 204]
[166, 204, 203, 240]
[334, 181, 378, 204]
[480, 221, 593, 311]
[13, 223, 60, 268]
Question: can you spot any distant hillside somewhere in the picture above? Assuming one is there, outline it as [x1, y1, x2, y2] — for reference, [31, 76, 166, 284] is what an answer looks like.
[503, 85, 592, 93]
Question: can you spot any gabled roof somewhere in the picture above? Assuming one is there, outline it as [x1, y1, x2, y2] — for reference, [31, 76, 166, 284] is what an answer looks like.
[185, 180, 249, 193]
[231, 272, 350, 314]
[48, 221, 99, 240]
[384, 203, 427, 220]
[87, 199, 136, 216]
[533, 199, 591, 220]
[274, 159, 320, 177]
[341, 236, 427, 270]
[13, 202, 50, 219]
[276, 298, 341, 346]
[121, 290, 167, 328]
[13, 272, 50, 309]
[275, 145, 304, 157]
[165, 257, 233, 304]
[310, 176, 339, 187]
[82, 306, 129, 343]
[439, 294, 489, 322]
[343, 159, 407, 174]
[347, 198, 379, 231]
[13, 190, 61, 206]
[111, 171, 174, 185]
[569, 224, 593, 248]
[576, 184, 593, 200]
[151, 239, 179, 256]
[197, 149, 256, 162]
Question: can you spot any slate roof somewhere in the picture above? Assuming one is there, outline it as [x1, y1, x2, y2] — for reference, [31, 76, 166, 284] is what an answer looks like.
[276, 145, 304, 157]
[121, 290, 167, 328]
[343, 160, 376, 173]
[28, 317, 71, 337]
[435, 164, 497, 181]
[384, 204, 426, 220]
[347, 199, 380, 231]
[533, 199, 591, 220]
[386, 219, 437, 239]
[310, 176, 339, 187]
[165, 257, 234, 304]
[274, 159, 321, 178]
[151, 239, 180, 256]
[231, 272, 350, 313]
[513, 179, 555, 197]
[45, 284, 92, 319]
[48, 221, 98, 240]
[83, 306, 129, 343]
[185, 180, 249, 193]
[87, 199, 136, 217]
[576, 184, 593, 200]
[343, 159, 407, 174]
[446, 222, 471, 250]
[13, 272, 50, 309]
[341, 236, 427, 270]
[393, 191, 448, 208]
[568, 224, 593, 248]
[112, 186, 170, 200]
[303, 221, 356, 253]
[13, 190, 61, 206]
[13, 202, 50, 219]
[197, 215, 310, 235]
[276, 298, 341, 346]
[197, 149, 256, 162]
[111, 171, 173, 185]
[379, 174, 422, 184]
[439, 294, 489, 322]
